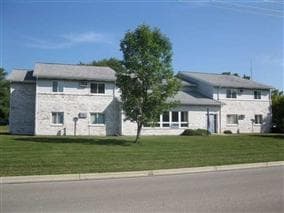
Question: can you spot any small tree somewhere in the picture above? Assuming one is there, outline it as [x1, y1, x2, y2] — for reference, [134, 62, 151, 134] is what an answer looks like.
[117, 25, 180, 143]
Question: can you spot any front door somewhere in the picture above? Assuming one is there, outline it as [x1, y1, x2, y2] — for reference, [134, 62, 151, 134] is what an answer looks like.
[208, 114, 217, 133]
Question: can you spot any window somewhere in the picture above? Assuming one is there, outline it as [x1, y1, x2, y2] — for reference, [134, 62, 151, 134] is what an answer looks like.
[162, 112, 170, 127]
[254, 115, 263, 124]
[171, 111, 179, 128]
[52, 81, 63, 92]
[91, 83, 105, 94]
[227, 114, 238, 124]
[51, 112, 64, 124]
[181, 111, 188, 127]
[144, 111, 189, 128]
[90, 113, 105, 124]
[254, 90, 261, 99]
[226, 89, 237, 98]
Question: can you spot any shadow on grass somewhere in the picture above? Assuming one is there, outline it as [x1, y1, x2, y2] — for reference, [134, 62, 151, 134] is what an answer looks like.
[0, 132, 10, 135]
[249, 134, 284, 140]
[14, 137, 133, 146]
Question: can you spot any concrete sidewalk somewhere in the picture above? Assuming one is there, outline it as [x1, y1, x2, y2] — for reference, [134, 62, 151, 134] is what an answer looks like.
[1, 161, 283, 184]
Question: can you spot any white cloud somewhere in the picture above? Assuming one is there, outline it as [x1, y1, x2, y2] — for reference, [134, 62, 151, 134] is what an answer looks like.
[24, 32, 112, 49]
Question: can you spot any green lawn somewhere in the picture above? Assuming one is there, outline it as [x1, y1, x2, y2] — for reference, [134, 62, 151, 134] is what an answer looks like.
[0, 131, 283, 176]
[0, 125, 8, 133]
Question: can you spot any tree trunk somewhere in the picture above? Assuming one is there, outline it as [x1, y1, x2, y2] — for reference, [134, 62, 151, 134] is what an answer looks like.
[134, 122, 143, 143]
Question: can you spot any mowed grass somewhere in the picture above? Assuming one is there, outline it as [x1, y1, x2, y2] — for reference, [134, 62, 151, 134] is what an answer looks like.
[0, 125, 8, 133]
[0, 130, 283, 176]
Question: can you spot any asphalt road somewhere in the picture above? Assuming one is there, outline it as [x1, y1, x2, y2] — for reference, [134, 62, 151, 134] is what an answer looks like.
[1, 166, 284, 213]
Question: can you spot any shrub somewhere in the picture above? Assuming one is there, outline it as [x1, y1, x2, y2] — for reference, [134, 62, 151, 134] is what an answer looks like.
[223, 130, 232, 134]
[181, 129, 210, 136]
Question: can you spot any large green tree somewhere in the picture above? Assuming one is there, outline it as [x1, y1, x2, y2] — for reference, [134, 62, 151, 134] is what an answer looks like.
[0, 68, 10, 124]
[117, 25, 180, 143]
[271, 89, 284, 133]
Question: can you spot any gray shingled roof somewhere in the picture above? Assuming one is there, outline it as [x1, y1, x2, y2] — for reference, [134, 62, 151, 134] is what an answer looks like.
[168, 89, 221, 106]
[6, 69, 36, 83]
[178, 72, 273, 89]
[180, 79, 196, 87]
[33, 63, 116, 81]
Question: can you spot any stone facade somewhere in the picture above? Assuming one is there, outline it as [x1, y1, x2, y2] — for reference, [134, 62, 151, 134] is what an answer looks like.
[35, 79, 120, 136]
[9, 72, 272, 136]
[215, 88, 272, 133]
[9, 83, 36, 134]
[121, 105, 220, 135]
[220, 100, 272, 133]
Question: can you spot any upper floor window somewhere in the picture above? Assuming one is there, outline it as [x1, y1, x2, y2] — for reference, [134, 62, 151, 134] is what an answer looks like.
[254, 90, 261, 99]
[254, 115, 263, 124]
[90, 113, 105, 124]
[226, 89, 237, 98]
[227, 114, 238, 124]
[51, 112, 64, 124]
[91, 83, 105, 94]
[52, 81, 64, 92]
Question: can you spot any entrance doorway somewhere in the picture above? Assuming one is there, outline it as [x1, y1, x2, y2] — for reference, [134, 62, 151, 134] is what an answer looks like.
[208, 114, 217, 133]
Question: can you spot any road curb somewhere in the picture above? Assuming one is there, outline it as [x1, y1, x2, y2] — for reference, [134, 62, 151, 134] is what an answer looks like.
[1, 161, 284, 184]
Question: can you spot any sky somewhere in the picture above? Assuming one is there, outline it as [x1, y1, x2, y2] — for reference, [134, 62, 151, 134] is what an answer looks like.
[1, 0, 283, 90]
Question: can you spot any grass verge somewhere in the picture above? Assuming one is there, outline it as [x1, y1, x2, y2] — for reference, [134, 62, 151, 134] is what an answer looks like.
[0, 133, 283, 176]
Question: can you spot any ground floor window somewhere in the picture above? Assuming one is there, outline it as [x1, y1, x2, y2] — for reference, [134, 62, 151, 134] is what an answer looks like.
[90, 113, 105, 124]
[181, 111, 188, 127]
[144, 111, 188, 128]
[162, 112, 170, 127]
[227, 114, 238, 124]
[51, 112, 64, 124]
[254, 114, 263, 124]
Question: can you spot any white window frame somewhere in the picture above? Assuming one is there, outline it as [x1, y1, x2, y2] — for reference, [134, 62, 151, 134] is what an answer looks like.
[180, 111, 189, 128]
[226, 89, 237, 99]
[226, 114, 238, 125]
[171, 111, 179, 128]
[90, 83, 105, 94]
[254, 90, 261, 99]
[144, 111, 189, 128]
[52, 81, 64, 93]
[90, 112, 105, 125]
[254, 114, 263, 124]
[51, 112, 64, 125]
[162, 111, 170, 127]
